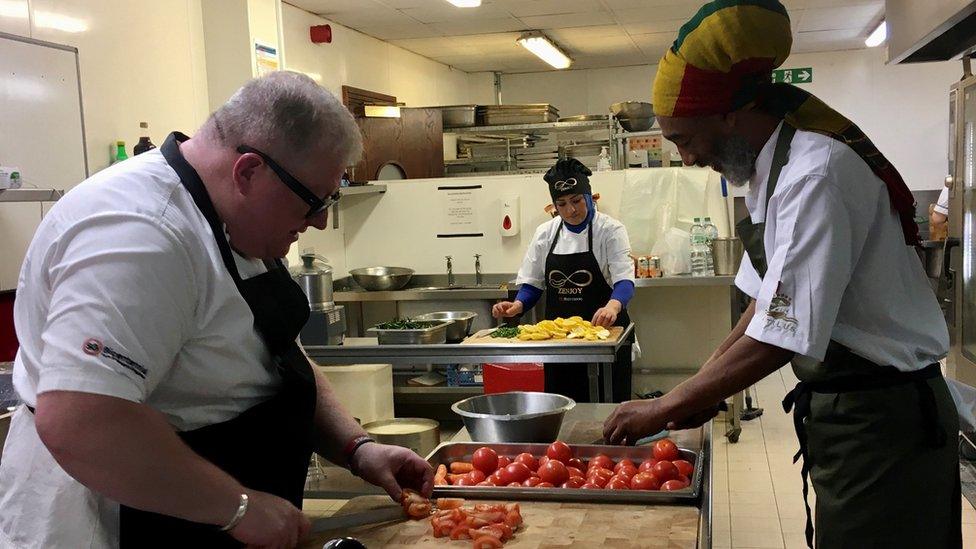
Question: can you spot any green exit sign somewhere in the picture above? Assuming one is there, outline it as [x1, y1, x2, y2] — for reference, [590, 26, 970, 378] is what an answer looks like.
[771, 67, 812, 84]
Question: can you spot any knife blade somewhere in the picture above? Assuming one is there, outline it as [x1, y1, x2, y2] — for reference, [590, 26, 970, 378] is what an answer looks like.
[310, 506, 405, 534]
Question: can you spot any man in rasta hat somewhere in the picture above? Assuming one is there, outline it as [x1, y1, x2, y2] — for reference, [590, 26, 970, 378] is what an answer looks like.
[603, 1, 961, 547]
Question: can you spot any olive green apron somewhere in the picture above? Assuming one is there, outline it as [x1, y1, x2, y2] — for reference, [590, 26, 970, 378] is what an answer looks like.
[739, 123, 961, 549]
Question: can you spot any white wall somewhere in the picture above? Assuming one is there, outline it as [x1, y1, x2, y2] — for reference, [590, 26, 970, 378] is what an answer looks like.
[494, 48, 962, 191]
[1, 0, 211, 174]
[280, 3, 486, 108]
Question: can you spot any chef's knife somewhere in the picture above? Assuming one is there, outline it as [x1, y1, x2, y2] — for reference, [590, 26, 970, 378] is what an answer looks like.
[310, 506, 405, 533]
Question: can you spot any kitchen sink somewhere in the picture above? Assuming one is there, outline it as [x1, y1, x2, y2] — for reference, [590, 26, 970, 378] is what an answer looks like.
[333, 273, 514, 293]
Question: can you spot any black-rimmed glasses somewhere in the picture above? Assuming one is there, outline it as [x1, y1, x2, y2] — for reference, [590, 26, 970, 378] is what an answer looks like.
[236, 145, 340, 218]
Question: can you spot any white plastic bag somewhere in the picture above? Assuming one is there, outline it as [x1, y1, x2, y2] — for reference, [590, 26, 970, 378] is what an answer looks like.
[946, 378, 976, 432]
[650, 227, 692, 276]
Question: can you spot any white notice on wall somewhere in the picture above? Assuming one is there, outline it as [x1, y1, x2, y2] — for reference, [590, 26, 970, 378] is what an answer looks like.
[437, 185, 483, 238]
[254, 41, 279, 76]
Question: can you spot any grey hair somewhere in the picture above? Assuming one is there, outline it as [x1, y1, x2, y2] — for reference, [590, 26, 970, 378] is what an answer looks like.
[202, 71, 362, 168]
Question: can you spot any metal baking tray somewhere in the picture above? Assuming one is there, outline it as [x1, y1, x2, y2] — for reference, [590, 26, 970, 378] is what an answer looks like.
[425, 442, 703, 504]
[482, 112, 559, 126]
[367, 321, 450, 345]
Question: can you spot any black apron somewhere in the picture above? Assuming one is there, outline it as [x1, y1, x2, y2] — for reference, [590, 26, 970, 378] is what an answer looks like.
[117, 133, 318, 547]
[543, 220, 632, 403]
[739, 123, 961, 548]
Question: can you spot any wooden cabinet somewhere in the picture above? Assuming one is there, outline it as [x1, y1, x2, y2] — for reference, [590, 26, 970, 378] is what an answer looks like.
[352, 108, 444, 181]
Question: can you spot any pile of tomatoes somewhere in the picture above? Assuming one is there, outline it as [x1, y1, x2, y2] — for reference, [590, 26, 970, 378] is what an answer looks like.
[433, 439, 693, 492]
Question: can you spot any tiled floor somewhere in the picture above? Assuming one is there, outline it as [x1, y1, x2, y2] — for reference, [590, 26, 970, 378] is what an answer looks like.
[304, 367, 976, 547]
[712, 368, 976, 548]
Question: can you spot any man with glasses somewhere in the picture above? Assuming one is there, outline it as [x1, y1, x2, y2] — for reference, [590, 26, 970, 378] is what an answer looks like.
[0, 71, 433, 548]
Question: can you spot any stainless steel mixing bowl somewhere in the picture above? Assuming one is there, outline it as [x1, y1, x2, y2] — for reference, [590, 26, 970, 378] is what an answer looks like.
[414, 311, 477, 342]
[349, 266, 415, 291]
[451, 392, 575, 443]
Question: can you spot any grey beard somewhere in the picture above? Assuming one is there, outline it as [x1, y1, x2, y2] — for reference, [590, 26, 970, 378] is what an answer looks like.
[717, 134, 757, 186]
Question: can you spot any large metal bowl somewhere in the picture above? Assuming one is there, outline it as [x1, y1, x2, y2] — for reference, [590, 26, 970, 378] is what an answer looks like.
[414, 311, 477, 342]
[451, 392, 575, 443]
[610, 101, 655, 132]
[349, 266, 415, 291]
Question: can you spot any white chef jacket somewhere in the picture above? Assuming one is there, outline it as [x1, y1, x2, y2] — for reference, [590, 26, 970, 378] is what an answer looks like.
[734, 122, 948, 371]
[516, 212, 635, 291]
[934, 186, 950, 216]
[0, 148, 282, 548]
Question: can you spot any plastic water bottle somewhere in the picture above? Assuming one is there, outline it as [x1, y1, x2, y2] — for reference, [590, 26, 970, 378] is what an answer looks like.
[703, 217, 718, 275]
[596, 146, 612, 171]
[690, 218, 709, 277]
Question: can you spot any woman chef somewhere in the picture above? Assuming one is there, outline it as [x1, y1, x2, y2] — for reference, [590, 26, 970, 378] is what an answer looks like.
[492, 158, 636, 402]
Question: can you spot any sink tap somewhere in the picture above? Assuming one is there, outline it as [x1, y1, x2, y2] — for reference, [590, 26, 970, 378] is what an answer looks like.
[446, 256, 455, 287]
[474, 254, 483, 287]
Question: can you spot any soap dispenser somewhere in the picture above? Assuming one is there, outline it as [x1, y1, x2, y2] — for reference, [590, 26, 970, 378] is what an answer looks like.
[500, 195, 520, 237]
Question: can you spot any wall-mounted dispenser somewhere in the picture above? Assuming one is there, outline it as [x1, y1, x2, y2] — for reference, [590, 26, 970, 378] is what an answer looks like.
[500, 195, 520, 237]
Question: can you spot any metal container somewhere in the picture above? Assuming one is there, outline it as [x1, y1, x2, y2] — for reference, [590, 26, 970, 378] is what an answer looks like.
[426, 441, 703, 503]
[451, 392, 575, 443]
[292, 254, 334, 310]
[349, 266, 415, 291]
[413, 311, 477, 342]
[711, 237, 743, 276]
[917, 239, 958, 279]
[438, 105, 478, 128]
[557, 114, 609, 123]
[367, 321, 449, 345]
[364, 418, 440, 456]
[480, 104, 559, 126]
[610, 101, 655, 132]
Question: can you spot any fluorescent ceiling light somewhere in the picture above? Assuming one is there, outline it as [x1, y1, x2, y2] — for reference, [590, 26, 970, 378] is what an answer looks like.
[518, 32, 572, 69]
[865, 20, 886, 47]
[445, 0, 481, 6]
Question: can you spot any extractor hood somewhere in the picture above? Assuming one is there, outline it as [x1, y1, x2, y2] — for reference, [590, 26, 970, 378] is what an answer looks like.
[886, 0, 976, 63]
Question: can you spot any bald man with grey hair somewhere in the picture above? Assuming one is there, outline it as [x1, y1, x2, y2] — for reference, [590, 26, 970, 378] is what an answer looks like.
[0, 71, 433, 548]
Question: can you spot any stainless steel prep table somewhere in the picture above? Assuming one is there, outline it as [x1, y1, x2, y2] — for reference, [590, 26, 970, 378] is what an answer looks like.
[305, 323, 635, 404]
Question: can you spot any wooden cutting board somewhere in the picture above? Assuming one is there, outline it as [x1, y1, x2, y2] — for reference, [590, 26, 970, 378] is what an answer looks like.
[301, 495, 698, 548]
[461, 326, 624, 346]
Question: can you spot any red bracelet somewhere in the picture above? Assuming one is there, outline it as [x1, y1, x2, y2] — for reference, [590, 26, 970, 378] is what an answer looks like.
[342, 435, 375, 473]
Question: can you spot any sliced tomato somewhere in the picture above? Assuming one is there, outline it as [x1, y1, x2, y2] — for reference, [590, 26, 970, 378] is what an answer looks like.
[653, 439, 680, 462]
[474, 503, 505, 513]
[504, 503, 521, 514]
[436, 498, 465, 510]
[504, 510, 523, 528]
[546, 441, 573, 463]
[472, 535, 504, 549]
[673, 459, 694, 477]
[450, 523, 473, 540]
[472, 447, 499, 474]
[407, 502, 431, 519]
[470, 526, 504, 540]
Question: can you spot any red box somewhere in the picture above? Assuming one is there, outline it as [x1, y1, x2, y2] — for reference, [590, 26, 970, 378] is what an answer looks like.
[482, 363, 544, 394]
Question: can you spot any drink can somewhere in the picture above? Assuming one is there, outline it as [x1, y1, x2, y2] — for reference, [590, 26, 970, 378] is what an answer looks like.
[650, 256, 662, 277]
[637, 256, 650, 278]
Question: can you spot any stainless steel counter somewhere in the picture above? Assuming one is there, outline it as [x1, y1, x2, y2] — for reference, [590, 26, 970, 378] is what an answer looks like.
[305, 323, 635, 403]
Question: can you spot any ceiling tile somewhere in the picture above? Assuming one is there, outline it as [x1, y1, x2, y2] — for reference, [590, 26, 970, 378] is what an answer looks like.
[355, 21, 442, 40]
[620, 18, 686, 35]
[796, 3, 882, 32]
[630, 32, 676, 59]
[545, 25, 625, 43]
[399, 3, 512, 23]
[518, 12, 615, 30]
[603, 0, 700, 8]
[610, 4, 699, 23]
[427, 17, 527, 35]
[499, 0, 601, 17]
[374, 0, 433, 8]
[323, 7, 411, 27]
[287, 0, 388, 14]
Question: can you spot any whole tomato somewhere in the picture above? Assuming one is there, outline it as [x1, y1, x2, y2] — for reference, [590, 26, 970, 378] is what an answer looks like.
[661, 479, 687, 491]
[507, 482, 522, 487]
[677, 474, 690, 486]
[587, 467, 614, 485]
[613, 459, 636, 474]
[651, 461, 679, 482]
[546, 441, 573, 463]
[630, 472, 661, 491]
[566, 466, 585, 479]
[537, 455, 550, 470]
[472, 447, 499, 474]
[561, 477, 585, 489]
[673, 459, 694, 478]
[466, 470, 487, 484]
[538, 460, 570, 486]
[522, 477, 543, 488]
[505, 462, 532, 483]
[580, 482, 602, 489]
[514, 453, 539, 472]
[488, 471, 506, 486]
[455, 476, 478, 486]
[606, 476, 630, 490]
[653, 439, 680, 462]
[567, 458, 585, 471]
[536, 482, 555, 488]
[588, 454, 614, 471]
[638, 458, 659, 473]
[496, 455, 512, 469]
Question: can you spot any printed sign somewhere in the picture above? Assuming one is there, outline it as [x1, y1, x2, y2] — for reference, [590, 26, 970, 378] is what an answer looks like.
[254, 41, 279, 76]
[771, 67, 812, 84]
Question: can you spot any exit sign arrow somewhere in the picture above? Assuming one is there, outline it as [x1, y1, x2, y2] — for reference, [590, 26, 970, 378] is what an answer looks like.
[771, 67, 813, 84]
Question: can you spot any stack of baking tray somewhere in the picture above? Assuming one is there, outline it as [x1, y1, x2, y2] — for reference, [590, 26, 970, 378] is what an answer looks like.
[479, 104, 559, 126]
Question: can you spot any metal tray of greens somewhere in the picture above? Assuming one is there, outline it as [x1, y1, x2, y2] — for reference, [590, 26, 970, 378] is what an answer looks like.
[426, 441, 703, 504]
[367, 319, 451, 345]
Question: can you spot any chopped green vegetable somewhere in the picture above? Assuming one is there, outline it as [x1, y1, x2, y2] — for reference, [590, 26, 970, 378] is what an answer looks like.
[374, 318, 441, 330]
[490, 326, 520, 339]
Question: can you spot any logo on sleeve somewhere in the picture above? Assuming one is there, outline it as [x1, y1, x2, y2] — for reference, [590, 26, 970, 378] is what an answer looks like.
[81, 338, 148, 379]
[764, 291, 798, 335]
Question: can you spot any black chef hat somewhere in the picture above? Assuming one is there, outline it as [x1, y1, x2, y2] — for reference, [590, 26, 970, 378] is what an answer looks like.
[544, 158, 592, 202]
